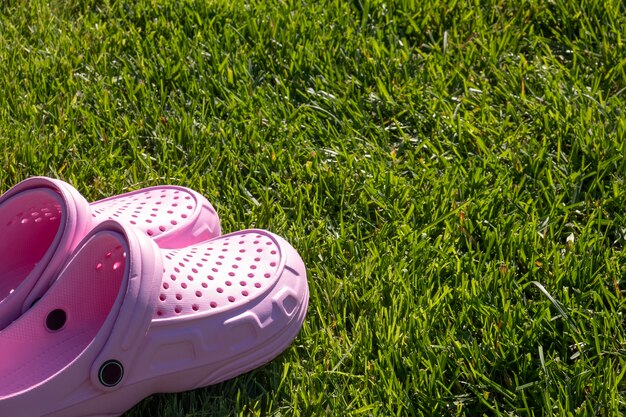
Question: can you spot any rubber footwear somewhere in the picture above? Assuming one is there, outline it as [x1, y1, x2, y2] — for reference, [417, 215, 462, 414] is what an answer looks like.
[0, 177, 92, 330]
[0, 177, 221, 330]
[0, 221, 308, 417]
[90, 185, 221, 249]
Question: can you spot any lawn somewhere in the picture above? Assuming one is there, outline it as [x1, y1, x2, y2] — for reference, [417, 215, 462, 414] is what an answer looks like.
[1, 0, 626, 415]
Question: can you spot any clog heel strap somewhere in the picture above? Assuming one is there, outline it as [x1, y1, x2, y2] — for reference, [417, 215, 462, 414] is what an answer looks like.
[0, 220, 161, 417]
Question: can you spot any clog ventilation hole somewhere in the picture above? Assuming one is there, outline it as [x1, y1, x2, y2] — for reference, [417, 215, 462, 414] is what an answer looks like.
[91, 188, 196, 239]
[156, 232, 281, 318]
[93, 244, 127, 275]
[0, 201, 63, 299]
[4, 202, 62, 227]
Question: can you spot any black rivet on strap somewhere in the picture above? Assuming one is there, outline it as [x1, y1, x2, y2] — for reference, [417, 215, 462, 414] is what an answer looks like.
[99, 360, 124, 387]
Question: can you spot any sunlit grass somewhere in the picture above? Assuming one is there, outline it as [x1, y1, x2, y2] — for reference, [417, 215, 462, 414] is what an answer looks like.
[1, 0, 626, 415]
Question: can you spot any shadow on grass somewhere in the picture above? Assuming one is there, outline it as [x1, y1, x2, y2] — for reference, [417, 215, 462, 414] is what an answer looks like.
[121, 356, 290, 417]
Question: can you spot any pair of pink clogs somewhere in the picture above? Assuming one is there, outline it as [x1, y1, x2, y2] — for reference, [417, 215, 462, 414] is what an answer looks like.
[0, 177, 309, 417]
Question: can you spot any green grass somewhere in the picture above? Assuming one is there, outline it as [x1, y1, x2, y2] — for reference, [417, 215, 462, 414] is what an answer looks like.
[1, 0, 626, 415]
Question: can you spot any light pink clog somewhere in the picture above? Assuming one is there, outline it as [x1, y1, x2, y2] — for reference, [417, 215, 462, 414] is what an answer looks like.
[0, 221, 308, 417]
[0, 177, 221, 329]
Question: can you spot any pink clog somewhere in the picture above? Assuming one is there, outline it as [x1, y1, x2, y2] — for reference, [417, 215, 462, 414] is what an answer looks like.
[0, 221, 308, 417]
[0, 177, 221, 329]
